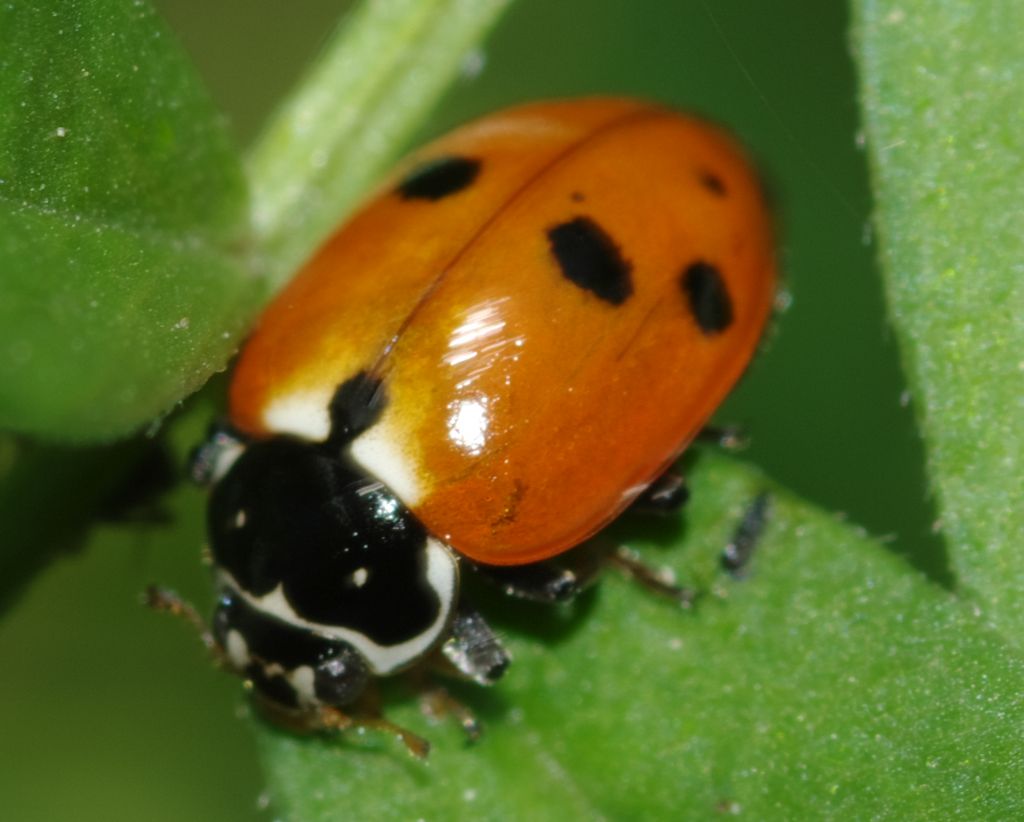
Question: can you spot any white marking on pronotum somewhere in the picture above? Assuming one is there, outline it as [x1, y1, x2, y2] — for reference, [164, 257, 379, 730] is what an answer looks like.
[218, 538, 458, 676]
[349, 423, 423, 505]
[227, 626, 316, 705]
[288, 666, 317, 705]
[225, 629, 251, 671]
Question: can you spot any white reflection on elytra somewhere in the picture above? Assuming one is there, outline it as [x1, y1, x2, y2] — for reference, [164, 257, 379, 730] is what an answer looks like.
[443, 299, 524, 454]
[447, 395, 489, 455]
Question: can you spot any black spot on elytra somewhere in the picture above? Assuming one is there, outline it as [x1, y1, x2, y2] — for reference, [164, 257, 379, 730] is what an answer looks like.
[570, 190, 586, 203]
[699, 170, 727, 196]
[397, 155, 480, 200]
[328, 371, 386, 444]
[547, 216, 633, 305]
[682, 261, 733, 334]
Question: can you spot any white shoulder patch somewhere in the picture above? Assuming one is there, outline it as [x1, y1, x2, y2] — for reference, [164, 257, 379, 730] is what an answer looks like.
[262, 390, 332, 441]
[349, 421, 424, 506]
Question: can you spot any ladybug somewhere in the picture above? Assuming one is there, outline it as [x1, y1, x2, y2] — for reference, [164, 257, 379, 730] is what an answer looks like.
[184, 97, 776, 753]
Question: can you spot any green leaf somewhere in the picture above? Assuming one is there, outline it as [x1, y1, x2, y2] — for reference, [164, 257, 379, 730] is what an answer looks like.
[246, 0, 513, 288]
[0, 0, 254, 440]
[853, 5, 1024, 636]
[258, 455, 1024, 819]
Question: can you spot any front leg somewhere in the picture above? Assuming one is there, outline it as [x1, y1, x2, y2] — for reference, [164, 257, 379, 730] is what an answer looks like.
[439, 604, 511, 684]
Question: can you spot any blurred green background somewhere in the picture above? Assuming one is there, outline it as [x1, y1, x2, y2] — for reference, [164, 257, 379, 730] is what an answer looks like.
[0, 1, 938, 820]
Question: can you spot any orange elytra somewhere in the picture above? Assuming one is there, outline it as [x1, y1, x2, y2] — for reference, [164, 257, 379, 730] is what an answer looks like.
[228, 97, 776, 566]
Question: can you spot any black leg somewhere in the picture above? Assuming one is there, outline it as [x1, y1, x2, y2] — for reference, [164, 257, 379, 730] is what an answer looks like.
[606, 544, 695, 607]
[472, 534, 698, 607]
[721, 492, 772, 577]
[411, 604, 511, 745]
[695, 424, 747, 450]
[630, 424, 746, 518]
[629, 470, 689, 515]
[439, 604, 511, 684]
[469, 541, 604, 603]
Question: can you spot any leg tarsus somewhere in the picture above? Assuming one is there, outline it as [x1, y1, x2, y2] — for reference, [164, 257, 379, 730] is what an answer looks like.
[629, 471, 689, 515]
[419, 686, 482, 744]
[696, 424, 748, 451]
[721, 492, 772, 577]
[352, 712, 432, 759]
[607, 546, 696, 608]
[311, 688, 431, 757]
[144, 585, 223, 662]
[256, 694, 431, 759]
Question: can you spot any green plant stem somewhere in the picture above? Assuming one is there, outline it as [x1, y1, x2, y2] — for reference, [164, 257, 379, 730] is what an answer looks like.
[246, 0, 512, 290]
